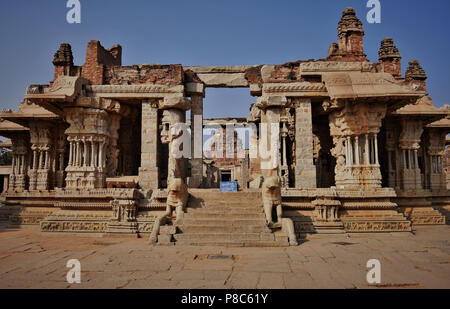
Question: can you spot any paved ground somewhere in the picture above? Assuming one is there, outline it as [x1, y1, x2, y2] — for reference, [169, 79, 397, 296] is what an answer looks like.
[0, 225, 449, 289]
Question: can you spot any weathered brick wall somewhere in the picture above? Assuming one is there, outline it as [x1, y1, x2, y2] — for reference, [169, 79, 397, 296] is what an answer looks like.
[81, 40, 121, 85]
[381, 61, 402, 78]
[244, 66, 263, 85]
[266, 62, 303, 83]
[104, 64, 184, 85]
[348, 33, 364, 55]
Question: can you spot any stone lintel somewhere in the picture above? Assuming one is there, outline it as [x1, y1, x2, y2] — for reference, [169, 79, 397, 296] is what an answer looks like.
[160, 96, 191, 111]
[185, 65, 258, 74]
[262, 82, 328, 97]
[85, 85, 185, 99]
[196, 73, 249, 88]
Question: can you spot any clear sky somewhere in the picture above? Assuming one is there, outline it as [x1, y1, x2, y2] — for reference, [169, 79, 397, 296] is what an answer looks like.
[0, 0, 449, 118]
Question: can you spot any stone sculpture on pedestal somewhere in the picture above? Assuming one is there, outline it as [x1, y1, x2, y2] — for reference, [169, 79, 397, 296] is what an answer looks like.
[149, 178, 189, 244]
[262, 176, 298, 246]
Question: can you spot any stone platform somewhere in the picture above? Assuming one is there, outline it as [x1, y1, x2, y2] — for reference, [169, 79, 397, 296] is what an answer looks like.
[0, 225, 448, 289]
[1, 188, 448, 247]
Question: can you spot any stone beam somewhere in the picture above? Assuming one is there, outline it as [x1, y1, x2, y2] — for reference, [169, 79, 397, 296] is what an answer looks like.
[185, 65, 259, 88]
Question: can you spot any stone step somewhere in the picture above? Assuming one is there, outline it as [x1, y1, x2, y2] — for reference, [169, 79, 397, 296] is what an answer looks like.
[194, 200, 262, 207]
[197, 199, 261, 204]
[174, 239, 288, 247]
[174, 232, 275, 242]
[182, 218, 267, 226]
[189, 194, 261, 202]
[189, 190, 261, 196]
[200, 206, 263, 212]
[178, 224, 270, 233]
[186, 208, 263, 215]
[183, 212, 266, 220]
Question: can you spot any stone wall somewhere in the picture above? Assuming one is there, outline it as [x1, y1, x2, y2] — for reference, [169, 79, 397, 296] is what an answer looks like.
[104, 64, 184, 85]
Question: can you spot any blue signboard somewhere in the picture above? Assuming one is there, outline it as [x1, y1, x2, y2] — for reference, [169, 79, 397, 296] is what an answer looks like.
[220, 181, 238, 192]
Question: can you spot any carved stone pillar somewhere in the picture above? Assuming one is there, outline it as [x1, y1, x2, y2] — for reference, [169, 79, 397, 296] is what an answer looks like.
[426, 128, 447, 192]
[255, 96, 286, 179]
[399, 118, 424, 191]
[189, 94, 204, 188]
[159, 97, 191, 187]
[294, 99, 316, 189]
[329, 102, 386, 190]
[139, 97, 191, 190]
[27, 122, 54, 191]
[8, 133, 29, 192]
[54, 125, 67, 188]
[280, 121, 289, 188]
[65, 107, 112, 190]
[139, 100, 160, 190]
[385, 120, 399, 189]
[29, 145, 38, 191]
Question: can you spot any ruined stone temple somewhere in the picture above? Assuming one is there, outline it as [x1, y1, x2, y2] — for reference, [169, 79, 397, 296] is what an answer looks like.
[0, 8, 449, 245]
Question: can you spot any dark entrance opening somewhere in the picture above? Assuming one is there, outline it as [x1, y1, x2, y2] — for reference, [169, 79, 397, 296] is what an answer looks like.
[221, 170, 232, 182]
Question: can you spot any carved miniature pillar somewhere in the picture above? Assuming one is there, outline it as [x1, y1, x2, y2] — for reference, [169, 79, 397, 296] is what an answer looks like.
[364, 134, 370, 164]
[100, 140, 106, 168]
[139, 99, 160, 190]
[385, 120, 399, 189]
[9, 155, 16, 192]
[280, 121, 289, 188]
[374, 135, 379, 165]
[82, 137, 87, 167]
[45, 150, 49, 170]
[355, 136, 360, 165]
[295, 99, 316, 189]
[68, 140, 73, 167]
[189, 94, 204, 188]
[74, 140, 79, 167]
[348, 137, 353, 166]
[93, 140, 98, 167]
[90, 138, 95, 167]
[32, 149, 37, 170]
[28, 146, 38, 191]
[38, 150, 43, 170]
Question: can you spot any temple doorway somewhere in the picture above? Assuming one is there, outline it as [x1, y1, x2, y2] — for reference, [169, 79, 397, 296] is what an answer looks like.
[197, 88, 254, 190]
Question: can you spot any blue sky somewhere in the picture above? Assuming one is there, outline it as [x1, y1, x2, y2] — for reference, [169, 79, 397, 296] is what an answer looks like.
[0, 0, 449, 118]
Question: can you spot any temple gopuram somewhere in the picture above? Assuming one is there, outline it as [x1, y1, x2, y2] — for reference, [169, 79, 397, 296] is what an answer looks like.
[0, 8, 449, 246]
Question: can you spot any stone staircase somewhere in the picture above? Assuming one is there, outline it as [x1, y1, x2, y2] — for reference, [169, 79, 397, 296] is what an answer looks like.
[174, 190, 289, 247]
